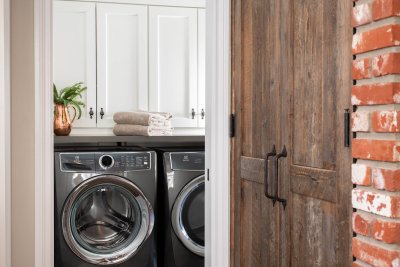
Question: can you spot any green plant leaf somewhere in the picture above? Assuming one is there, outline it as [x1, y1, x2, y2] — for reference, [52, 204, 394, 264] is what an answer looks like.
[70, 100, 82, 119]
[53, 82, 87, 119]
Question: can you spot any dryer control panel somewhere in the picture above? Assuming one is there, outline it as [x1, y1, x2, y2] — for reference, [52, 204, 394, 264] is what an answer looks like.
[59, 152, 151, 172]
[170, 152, 205, 171]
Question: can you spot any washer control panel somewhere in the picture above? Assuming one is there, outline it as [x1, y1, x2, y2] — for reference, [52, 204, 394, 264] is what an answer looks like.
[59, 152, 151, 172]
[95, 152, 151, 171]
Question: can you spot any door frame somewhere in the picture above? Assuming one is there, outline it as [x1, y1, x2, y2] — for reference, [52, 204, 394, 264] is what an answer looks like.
[31, 0, 232, 266]
[205, 0, 231, 266]
[0, 0, 11, 266]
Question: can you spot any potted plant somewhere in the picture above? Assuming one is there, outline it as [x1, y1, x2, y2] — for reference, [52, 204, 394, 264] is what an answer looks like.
[53, 82, 87, 136]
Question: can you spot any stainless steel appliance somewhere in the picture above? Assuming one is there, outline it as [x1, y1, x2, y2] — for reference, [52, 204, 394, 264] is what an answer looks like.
[54, 149, 157, 266]
[160, 151, 205, 267]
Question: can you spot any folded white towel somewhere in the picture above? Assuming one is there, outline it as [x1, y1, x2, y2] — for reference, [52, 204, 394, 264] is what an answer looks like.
[113, 124, 173, 136]
[113, 111, 172, 126]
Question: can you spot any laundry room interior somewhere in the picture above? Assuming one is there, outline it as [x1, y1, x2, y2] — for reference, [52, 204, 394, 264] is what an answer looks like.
[52, 0, 206, 266]
[6, 0, 400, 266]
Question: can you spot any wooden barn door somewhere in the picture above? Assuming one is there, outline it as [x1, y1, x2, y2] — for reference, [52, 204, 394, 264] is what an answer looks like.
[231, 0, 352, 266]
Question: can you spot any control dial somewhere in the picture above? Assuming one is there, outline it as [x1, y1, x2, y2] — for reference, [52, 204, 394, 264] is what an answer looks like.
[99, 155, 114, 170]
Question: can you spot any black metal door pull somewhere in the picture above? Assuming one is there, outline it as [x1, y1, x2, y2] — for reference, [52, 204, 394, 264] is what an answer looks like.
[264, 145, 277, 202]
[274, 146, 287, 209]
[263, 145, 288, 209]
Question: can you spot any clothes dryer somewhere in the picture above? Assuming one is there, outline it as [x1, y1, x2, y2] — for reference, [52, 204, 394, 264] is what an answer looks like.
[160, 151, 205, 267]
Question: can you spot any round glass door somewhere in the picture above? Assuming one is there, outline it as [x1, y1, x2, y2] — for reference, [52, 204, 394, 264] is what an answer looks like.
[62, 175, 154, 265]
[171, 175, 205, 257]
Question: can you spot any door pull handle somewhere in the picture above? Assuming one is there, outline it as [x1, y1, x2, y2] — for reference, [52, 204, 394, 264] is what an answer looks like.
[273, 145, 287, 210]
[264, 145, 277, 202]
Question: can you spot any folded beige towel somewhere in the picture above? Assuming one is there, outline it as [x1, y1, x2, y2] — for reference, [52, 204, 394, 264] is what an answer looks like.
[113, 111, 172, 126]
[113, 124, 173, 136]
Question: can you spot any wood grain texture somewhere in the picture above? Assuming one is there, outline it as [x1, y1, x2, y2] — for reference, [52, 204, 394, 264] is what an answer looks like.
[240, 180, 278, 267]
[292, 0, 336, 170]
[290, 165, 337, 203]
[230, 0, 242, 265]
[231, 0, 352, 266]
[291, 194, 336, 267]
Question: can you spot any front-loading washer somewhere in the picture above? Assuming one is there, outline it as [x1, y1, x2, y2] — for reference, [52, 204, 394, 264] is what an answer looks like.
[54, 149, 157, 267]
[159, 151, 205, 267]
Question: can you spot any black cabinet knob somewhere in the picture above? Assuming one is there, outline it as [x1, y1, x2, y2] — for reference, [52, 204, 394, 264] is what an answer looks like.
[191, 108, 196, 119]
[89, 107, 94, 119]
[100, 108, 105, 119]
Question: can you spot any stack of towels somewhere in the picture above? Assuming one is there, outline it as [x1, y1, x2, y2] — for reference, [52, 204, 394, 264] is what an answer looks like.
[113, 111, 173, 136]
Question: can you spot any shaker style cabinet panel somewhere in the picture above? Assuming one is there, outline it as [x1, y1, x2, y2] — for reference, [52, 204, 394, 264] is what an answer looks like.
[198, 9, 206, 128]
[96, 4, 148, 128]
[149, 6, 199, 128]
[54, 1, 205, 132]
[53, 1, 97, 128]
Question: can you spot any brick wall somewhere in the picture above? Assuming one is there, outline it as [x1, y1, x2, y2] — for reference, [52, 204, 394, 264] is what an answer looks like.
[352, 0, 400, 266]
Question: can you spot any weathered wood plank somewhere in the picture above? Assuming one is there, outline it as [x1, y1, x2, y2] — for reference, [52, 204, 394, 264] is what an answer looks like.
[290, 165, 337, 203]
[291, 194, 336, 267]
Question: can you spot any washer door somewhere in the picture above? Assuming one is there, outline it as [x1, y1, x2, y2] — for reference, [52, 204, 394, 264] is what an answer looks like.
[171, 175, 205, 257]
[62, 175, 154, 265]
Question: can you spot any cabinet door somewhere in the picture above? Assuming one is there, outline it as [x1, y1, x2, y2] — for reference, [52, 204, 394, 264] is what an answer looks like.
[97, 3, 148, 128]
[198, 9, 205, 128]
[53, 1, 96, 128]
[149, 7, 198, 128]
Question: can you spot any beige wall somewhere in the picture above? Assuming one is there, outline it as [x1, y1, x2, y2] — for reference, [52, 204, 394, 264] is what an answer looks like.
[11, 0, 35, 266]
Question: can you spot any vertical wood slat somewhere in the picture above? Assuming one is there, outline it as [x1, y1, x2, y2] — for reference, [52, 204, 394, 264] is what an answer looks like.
[231, 0, 352, 266]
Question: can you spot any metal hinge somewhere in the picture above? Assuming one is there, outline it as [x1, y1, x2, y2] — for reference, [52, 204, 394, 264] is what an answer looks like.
[344, 109, 350, 147]
[230, 114, 236, 138]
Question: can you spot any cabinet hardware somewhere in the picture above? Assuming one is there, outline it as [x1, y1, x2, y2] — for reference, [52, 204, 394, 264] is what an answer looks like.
[191, 108, 196, 119]
[230, 114, 235, 138]
[344, 109, 350, 147]
[201, 109, 205, 119]
[264, 145, 277, 202]
[100, 108, 105, 119]
[89, 107, 94, 119]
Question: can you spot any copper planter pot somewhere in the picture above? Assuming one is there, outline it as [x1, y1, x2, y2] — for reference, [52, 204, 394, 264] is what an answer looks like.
[54, 104, 76, 136]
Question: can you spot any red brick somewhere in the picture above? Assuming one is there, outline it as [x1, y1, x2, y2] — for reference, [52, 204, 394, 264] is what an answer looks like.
[353, 3, 373, 27]
[352, 261, 370, 267]
[352, 112, 371, 132]
[352, 237, 400, 267]
[351, 262, 366, 267]
[372, 111, 400, 132]
[353, 212, 373, 236]
[353, 58, 372, 79]
[352, 164, 372, 185]
[352, 83, 400, 105]
[352, 188, 400, 218]
[371, 53, 400, 77]
[372, 219, 400, 243]
[373, 0, 400, 21]
[373, 168, 400, 191]
[352, 24, 400, 54]
[352, 139, 400, 162]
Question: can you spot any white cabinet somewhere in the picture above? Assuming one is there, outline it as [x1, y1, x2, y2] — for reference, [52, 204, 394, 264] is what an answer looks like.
[149, 6, 199, 128]
[54, 1, 206, 132]
[97, 4, 148, 128]
[53, 1, 97, 128]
